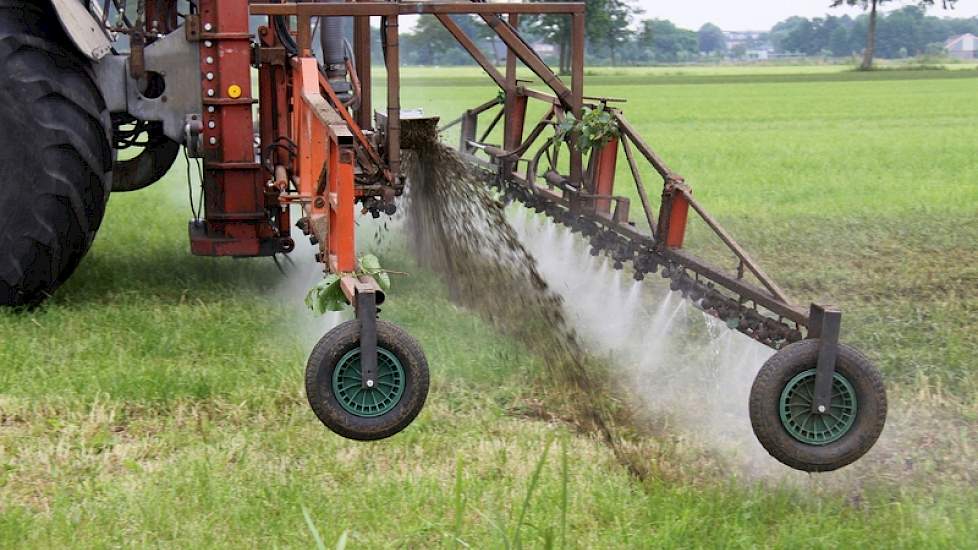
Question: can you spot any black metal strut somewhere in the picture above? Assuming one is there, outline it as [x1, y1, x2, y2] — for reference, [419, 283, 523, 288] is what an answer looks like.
[356, 289, 378, 389]
[809, 304, 842, 414]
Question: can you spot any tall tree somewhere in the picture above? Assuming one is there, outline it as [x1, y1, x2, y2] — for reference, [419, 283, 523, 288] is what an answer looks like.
[603, 0, 634, 66]
[831, 0, 956, 70]
[697, 23, 726, 54]
[639, 19, 698, 62]
[531, 0, 636, 74]
[829, 24, 852, 56]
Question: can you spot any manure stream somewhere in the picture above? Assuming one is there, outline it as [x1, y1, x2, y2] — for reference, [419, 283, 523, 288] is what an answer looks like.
[401, 125, 787, 480]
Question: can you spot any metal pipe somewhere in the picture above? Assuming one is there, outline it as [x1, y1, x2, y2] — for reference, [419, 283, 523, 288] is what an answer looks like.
[435, 14, 507, 90]
[384, 15, 400, 181]
[318, 0, 351, 101]
[621, 136, 657, 236]
[569, 12, 584, 185]
[354, 14, 372, 129]
[252, 3, 587, 17]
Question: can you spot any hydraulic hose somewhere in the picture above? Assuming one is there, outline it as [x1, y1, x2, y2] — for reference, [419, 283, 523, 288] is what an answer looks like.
[318, 0, 352, 100]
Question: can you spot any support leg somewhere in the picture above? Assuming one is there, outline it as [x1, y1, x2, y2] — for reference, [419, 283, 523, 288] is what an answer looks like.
[810, 304, 842, 414]
[357, 290, 378, 389]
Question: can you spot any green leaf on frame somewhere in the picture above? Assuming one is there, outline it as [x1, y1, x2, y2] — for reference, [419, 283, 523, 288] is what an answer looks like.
[359, 254, 391, 291]
[305, 273, 346, 314]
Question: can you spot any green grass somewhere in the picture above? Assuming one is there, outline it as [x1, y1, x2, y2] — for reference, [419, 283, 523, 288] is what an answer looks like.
[1, 65, 977, 547]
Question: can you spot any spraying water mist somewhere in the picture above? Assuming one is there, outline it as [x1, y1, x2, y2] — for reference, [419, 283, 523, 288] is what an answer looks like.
[508, 207, 797, 477]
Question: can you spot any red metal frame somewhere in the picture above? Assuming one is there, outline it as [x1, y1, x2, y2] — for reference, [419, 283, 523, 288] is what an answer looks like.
[192, 0, 281, 257]
[285, 57, 357, 273]
[591, 137, 620, 215]
[198, 1, 589, 287]
[189, 1, 800, 344]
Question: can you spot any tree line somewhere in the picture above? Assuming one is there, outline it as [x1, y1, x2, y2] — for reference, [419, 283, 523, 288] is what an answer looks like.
[396, 0, 976, 68]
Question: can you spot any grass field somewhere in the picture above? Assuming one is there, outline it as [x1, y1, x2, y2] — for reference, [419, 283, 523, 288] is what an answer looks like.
[1, 66, 976, 548]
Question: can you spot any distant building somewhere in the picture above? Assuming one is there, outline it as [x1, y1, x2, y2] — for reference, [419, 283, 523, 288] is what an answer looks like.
[724, 30, 773, 61]
[723, 30, 766, 49]
[945, 33, 977, 60]
[530, 42, 556, 57]
[746, 49, 769, 61]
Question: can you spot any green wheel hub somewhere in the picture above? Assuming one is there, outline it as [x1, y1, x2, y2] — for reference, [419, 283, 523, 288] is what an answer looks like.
[332, 347, 405, 418]
[779, 369, 857, 445]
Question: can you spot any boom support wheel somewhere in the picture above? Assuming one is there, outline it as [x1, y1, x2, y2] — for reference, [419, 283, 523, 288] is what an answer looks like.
[305, 319, 429, 440]
[749, 339, 887, 472]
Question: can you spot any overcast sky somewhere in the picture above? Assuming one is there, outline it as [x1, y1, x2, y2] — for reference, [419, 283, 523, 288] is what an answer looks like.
[631, 0, 978, 31]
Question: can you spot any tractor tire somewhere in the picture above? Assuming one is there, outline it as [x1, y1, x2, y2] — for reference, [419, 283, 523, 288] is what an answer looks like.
[749, 339, 887, 472]
[0, 0, 112, 308]
[306, 319, 430, 440]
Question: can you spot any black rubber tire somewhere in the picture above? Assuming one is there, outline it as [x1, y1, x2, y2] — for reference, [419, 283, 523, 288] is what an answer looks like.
[306, 320, 430, 440]
[0, 0, 112, 308]
[749, 339, 887, 472]
[112, 122, 179, 192]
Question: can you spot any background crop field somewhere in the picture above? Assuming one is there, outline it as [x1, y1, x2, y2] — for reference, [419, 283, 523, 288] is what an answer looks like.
[1, 66, 976, 548]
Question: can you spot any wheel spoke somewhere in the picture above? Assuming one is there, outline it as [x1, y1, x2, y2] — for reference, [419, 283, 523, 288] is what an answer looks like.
[332, 347, 405, 417]
[779, 369, 858, 445]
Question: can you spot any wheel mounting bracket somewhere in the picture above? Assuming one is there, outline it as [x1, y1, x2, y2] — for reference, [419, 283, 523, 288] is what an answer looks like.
[808, 304, 842, 414]
[356, 289, 379, 389]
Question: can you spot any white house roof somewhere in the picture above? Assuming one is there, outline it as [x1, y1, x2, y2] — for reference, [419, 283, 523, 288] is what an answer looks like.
[945, 33, 977, 50]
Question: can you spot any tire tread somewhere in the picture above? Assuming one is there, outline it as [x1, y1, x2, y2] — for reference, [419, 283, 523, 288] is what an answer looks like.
[0, 0, 111, 307]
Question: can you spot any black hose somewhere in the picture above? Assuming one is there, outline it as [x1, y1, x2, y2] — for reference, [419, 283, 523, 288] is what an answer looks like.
[274, 13, 298, 56]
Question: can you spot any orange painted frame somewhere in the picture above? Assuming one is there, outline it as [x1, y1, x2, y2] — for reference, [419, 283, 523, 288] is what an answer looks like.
[290, 56, 357, 274]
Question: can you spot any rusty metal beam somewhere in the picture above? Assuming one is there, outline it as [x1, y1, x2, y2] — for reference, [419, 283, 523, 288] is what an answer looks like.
[479, 13, 574, 108]
[251, 3, 586, 17]
[303, 94, 354, 145]
[384, 15, 401, 181]
[503, 12, 520, 150]
[569, 12, 585, 185]
[354, 14, 372, 130]
[435, 14, 507, 90]
[621, 136, 657, 236]
[317, 71, 387, 179]
[488, 163, 809, 325]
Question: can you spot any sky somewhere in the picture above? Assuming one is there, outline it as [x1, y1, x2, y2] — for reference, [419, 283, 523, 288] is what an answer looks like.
[632, 0, 978, 31]
[398, 1, 978, 33]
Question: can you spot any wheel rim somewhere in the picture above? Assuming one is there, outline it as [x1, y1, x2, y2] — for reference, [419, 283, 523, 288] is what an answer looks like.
[779, 369, 857, 445]
[332, 347, 405, 418]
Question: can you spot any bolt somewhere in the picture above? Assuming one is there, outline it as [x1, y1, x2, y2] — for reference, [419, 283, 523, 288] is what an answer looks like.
[207, 89, 215, 97]
[203, 23, 213, 32]
[366, 380, 375, 388]
[207, 106, 215, 113]
[208, 121, 216, 129]
[206, 72, 214, 80]
[817, 405, 827, 413]
[204, 40, 213, 48]
[209, 137, 217, 145]
[206, 56, 214, 64]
